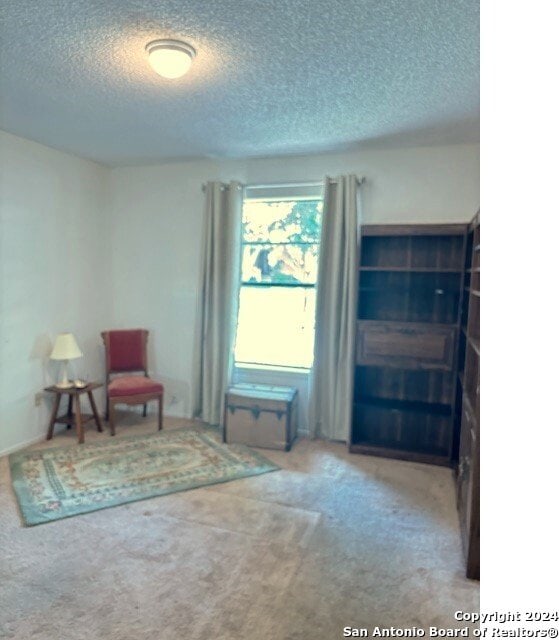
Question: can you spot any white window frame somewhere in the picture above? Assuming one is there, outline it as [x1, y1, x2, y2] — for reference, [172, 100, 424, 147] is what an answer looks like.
[234, 182, 323, 371]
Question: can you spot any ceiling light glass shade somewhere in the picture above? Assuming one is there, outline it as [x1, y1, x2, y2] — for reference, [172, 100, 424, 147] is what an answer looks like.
[146, 39, 196, 79]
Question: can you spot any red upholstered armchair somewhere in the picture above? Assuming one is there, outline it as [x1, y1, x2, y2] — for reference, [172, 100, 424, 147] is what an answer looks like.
[101, 329, 164, 435]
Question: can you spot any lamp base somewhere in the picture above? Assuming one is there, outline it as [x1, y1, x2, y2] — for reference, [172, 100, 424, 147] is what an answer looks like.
[56, 360, 72, 388]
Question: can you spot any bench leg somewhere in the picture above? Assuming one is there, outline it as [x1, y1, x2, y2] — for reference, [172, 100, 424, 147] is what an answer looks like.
[158, 396, 163, 431]
[47, 394, 62, 440]
[75, 396, 84, 444]
[67, 395, 73, 430]
[88, 391, 103, 433]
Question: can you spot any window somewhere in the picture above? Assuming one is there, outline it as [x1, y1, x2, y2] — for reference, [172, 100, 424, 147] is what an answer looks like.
[234, 184, 323, 369]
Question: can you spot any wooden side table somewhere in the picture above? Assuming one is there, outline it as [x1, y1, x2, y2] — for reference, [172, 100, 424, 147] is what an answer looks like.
[45, 382, 103, 444]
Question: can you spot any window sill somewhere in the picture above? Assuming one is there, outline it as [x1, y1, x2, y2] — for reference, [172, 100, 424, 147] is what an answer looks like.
[234, 362, 311, 376]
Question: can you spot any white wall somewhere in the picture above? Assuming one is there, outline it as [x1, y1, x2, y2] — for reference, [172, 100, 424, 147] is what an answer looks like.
[110, 143, 480, 428]
[0, 137, 480, 451]
[0, 137, 479, 453]
[0, 131, 112, 455]
[218, 143, 480, 224]
[109, 160, 213, 418]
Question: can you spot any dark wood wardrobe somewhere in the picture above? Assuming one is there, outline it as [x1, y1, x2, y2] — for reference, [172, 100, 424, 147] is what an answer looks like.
[455, 213, 480, 579]
[349, 218, 480, 579]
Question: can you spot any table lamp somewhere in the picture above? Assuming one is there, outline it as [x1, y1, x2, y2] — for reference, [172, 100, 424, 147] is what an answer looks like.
[50, 333, 83, 388]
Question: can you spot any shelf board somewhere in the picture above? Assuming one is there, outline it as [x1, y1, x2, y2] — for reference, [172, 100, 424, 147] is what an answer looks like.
[353, 395, 452, 416]
[359, 286, 460, 294]
[53, 413, 95, 426]
[361, 223, 468, 237]
[360, 266, 462, 273]
[356, 317, 459, 325]
[357, 319, 459, 330]
[349, 442, 451, 467]
[465, 287, 480, 297]
[466, 268, 481, 273]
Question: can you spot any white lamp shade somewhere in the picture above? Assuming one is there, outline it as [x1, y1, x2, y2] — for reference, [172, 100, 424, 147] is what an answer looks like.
[50, 333, 83, 361]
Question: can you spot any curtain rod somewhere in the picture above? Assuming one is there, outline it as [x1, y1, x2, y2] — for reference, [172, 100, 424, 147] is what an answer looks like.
[245, 180, 323, 189]
[201, 177, 365, 192]
[201, 183, 242, 192]
[247, 178, 366, 188]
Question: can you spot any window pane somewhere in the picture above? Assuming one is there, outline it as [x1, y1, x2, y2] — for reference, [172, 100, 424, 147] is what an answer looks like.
[241, 244, 319, 284]
[235, 287, 316, 368]
[242, 199, 322, 243]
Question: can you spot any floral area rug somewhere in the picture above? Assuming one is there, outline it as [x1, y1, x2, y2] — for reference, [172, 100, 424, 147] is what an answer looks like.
[9, 428, 279, 526]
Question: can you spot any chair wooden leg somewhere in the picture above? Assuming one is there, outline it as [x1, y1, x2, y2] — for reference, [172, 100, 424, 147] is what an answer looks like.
[142, 403, 147, 418]
[158, 395, 163, 431]
[109, 399, 116, 436]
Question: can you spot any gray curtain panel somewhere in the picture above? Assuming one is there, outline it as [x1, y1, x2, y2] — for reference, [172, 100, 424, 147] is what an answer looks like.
[308, 175, 360, 441]
[189, 181, 242, 426]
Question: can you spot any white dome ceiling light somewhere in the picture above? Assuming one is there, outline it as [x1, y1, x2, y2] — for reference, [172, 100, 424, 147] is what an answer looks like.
[146, 39, 196, 79]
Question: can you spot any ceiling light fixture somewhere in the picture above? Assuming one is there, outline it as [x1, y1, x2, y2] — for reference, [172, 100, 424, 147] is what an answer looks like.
[145, 39, 196, 79]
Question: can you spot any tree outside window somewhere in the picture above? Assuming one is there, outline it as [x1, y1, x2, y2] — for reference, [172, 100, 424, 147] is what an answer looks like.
[235, 197, 323, 369]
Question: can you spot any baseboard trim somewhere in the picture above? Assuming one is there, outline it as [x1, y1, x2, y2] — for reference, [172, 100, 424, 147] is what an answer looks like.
[0, 434, 46, 459]
[0, 423, 311, 459]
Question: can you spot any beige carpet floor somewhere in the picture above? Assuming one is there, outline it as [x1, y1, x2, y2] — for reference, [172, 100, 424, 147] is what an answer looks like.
[0, 412, 479, 640]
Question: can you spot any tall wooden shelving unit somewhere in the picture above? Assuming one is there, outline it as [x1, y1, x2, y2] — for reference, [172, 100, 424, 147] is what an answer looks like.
[456, 212, 480, 579]
[350, 224, 468, 466]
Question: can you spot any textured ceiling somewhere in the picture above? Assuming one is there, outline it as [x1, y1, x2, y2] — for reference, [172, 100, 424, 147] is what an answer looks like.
[0, 0, 479, 166]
